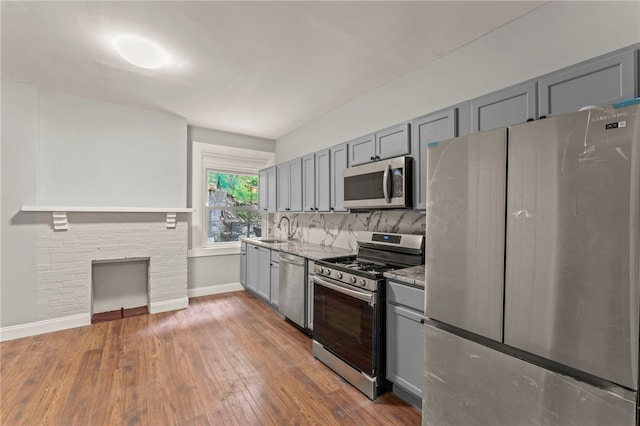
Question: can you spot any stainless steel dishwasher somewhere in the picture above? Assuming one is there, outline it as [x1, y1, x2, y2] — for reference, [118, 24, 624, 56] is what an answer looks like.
[278, 252, 306, 328]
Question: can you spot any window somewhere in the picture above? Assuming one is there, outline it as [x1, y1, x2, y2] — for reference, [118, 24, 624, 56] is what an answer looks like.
[190, 141, 274, 257]
[205, 171, 260, 243]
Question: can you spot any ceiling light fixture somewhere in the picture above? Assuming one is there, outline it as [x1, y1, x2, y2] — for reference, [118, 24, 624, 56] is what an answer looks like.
[112, 35, 170, 69]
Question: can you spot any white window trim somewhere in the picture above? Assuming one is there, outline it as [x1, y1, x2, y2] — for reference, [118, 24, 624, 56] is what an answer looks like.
[189, 142, 274, 257]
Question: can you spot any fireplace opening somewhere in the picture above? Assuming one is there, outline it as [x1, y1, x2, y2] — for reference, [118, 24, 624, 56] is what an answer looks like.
[91, 258, 150, 324]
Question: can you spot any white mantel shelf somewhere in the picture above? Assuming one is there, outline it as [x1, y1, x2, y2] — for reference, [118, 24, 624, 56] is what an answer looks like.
[21, 206, 193, 230]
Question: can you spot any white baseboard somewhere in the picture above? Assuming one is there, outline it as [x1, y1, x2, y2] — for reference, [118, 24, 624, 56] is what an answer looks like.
[149, 297, 189, 314]
[0, 313, 91, 342]
[187, 282, 243, 299]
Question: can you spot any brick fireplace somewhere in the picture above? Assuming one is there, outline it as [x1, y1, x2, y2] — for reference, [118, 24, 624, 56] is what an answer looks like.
[35, 212, 189, 323]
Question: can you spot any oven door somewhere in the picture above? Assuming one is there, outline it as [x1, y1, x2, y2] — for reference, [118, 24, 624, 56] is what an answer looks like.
[343, 156, 411, 209]
[313, 275, 378, 376]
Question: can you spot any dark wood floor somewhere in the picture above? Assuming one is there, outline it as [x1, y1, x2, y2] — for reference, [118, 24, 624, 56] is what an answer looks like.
[1, 291, 421, 425]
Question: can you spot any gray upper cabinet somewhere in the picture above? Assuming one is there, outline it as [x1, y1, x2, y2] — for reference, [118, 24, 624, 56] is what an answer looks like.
[258, 166, 277, 213]
[315, 149, 331, 212]
[348, 122, 410, 167]
[276, 158, 302, 212]
[276, 163, 290, 212]
[289, 158, 302, 212]
[348, 133, 375, 167]
[267, 166, 277, 213]
[539, 49, 637, 117]
[258, 169, 268, 212]
[376, 122, 411, 160]
[470, 82, 537, 133]
[330, 143, 348, 212]
[411, 108, 457, 210]
[302, 153, 315, 212]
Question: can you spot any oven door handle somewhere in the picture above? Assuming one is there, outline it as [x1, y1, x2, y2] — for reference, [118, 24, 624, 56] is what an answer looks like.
[383, 163, 391, 203]
[314, 276, 375, 305]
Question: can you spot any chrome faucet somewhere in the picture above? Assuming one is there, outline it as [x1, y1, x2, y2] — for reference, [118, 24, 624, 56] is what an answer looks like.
[277, 216, 293, 240]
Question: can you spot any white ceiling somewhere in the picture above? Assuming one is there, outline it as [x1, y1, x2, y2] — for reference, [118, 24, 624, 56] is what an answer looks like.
[1, 1, 544, 140]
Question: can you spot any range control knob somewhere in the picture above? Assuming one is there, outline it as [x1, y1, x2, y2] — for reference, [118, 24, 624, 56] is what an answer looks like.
[336, 272, 343, 279]
[325, 269, 331, 276]
[359, 278, 366, 287]
[316, 266, 323, 274]
[350, 276, 357, 284]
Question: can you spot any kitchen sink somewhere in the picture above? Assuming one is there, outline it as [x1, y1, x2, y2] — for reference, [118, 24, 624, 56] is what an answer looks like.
[257, 239, 284, 244]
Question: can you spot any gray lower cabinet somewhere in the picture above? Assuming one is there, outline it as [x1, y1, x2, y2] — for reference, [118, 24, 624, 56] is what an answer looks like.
[386, 280, 426, 408]
[539, 48, 636, 117]
[469, 81, 537, 133]
[246, 243, 271, 302]
[411, 108, 457, 210]
[256, 246, 271, 301]
[246, 244, 260, 292]
[330, 143, 348, 212]
[240, 242, 247, 286]
[270, 251, 279, 308]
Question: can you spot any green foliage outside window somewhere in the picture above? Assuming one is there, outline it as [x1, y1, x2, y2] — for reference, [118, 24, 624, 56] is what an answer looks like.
[208, 173, 259, 205]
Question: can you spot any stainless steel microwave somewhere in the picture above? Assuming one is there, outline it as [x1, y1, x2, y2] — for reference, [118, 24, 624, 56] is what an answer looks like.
[343, 156, 412, 209]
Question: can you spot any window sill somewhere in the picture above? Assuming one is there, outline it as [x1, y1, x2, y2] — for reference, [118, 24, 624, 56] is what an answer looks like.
[188, 245, 241, 258]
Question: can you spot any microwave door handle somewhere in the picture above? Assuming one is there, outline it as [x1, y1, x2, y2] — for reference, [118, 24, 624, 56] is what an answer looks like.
[383, 163, 391, 203]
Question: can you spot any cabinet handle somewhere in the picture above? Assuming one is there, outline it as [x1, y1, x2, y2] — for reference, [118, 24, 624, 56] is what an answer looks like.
[420, 319, 425, 324]
[370, 156, 374, 161]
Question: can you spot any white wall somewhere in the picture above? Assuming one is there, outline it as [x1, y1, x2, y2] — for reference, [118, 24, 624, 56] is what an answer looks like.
[275, 1, 640, 162]
[1, 82, 39, 326]
[39, 92, 187, 207]
[187, 126, 274, 292]
[1, 81, 189, 327]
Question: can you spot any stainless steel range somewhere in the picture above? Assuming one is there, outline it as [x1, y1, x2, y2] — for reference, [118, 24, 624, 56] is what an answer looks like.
[312, 231, 424, 400]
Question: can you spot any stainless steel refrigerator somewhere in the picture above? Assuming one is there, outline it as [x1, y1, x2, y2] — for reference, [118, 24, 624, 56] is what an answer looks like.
[423, 103, 640, 425]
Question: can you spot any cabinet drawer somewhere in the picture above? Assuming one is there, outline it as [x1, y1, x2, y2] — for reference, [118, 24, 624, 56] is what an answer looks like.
[270, 250, 280, 263]
[387, 280, 425, 312]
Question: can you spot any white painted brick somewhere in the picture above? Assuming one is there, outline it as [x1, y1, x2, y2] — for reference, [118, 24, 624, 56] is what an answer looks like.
[36, 213, 188, 321]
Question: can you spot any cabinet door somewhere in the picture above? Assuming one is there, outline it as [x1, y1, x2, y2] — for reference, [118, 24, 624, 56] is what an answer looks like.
[246, 244, 260, 292]
[348, 133, 375, 166]
[289, 158, 303, 212]
[302, 153, 316, 212]
[270, 262, 279, 308]
[539, 49, 636, 117]
[376, 122, 410, 160]
[240, 249, 247, 286]
[256, 247, 271, 301]
[315, 149, 331, 212]
[258, 170, 268, 212]
[276, 163, 290, 212]
[470, 82, 537, 133]
[386, 303, 425, 399]
[330, 143, 349, 212]
[266, 167, 277, 213]
[411, 108, 457, 210]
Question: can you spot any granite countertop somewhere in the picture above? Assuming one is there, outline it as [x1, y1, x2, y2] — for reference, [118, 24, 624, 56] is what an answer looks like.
[241, 238, 355, 261]
[384, 265, 425, 289]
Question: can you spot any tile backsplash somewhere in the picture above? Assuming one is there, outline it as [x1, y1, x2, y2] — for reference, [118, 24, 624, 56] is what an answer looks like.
[266, 210, 425, 251]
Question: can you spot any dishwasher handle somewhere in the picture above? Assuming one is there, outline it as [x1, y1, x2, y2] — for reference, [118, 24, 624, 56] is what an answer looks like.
[279, 254, 305, 267]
